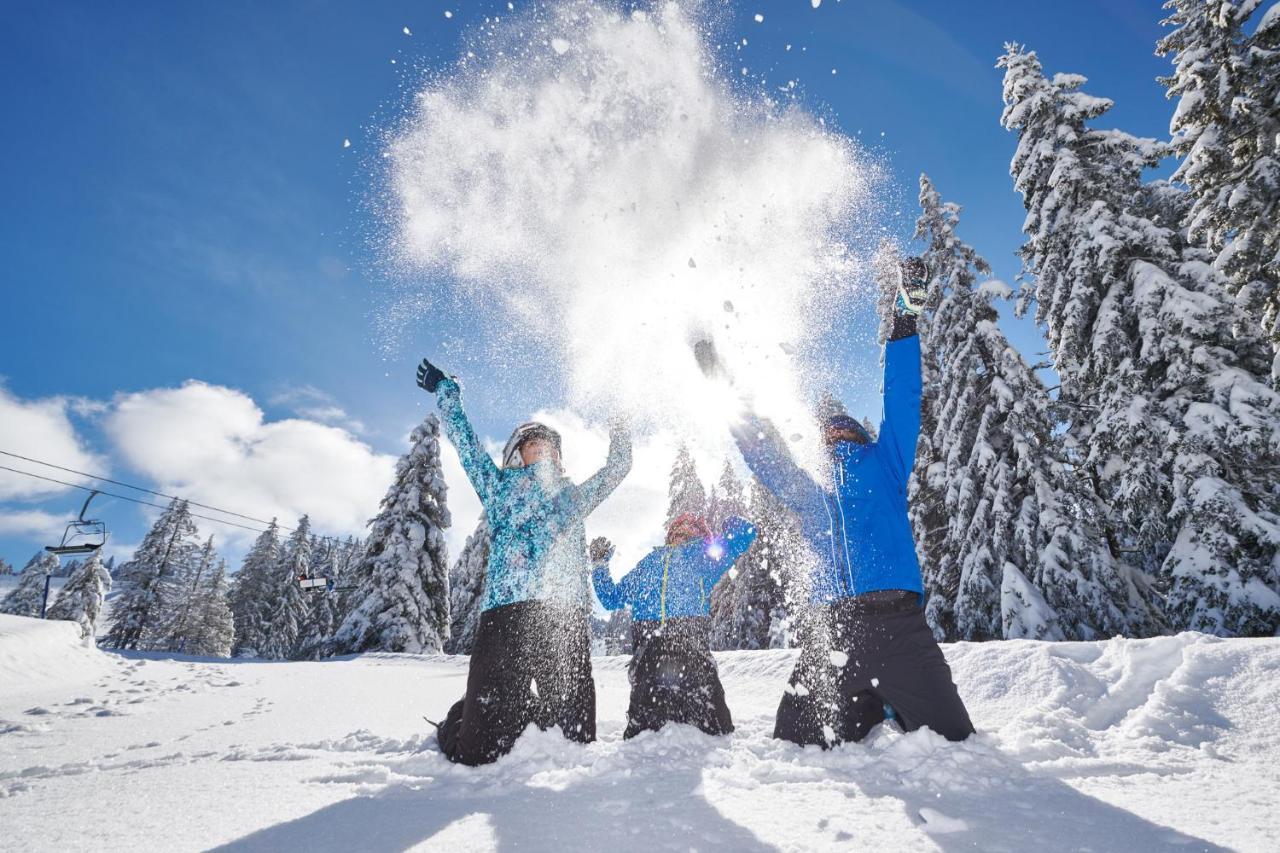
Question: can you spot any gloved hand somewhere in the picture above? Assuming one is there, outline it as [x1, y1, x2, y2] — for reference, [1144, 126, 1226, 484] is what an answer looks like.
[589, 536, 614, 564]
[896, 258, 929, 318]
[415, 358, 448, 393]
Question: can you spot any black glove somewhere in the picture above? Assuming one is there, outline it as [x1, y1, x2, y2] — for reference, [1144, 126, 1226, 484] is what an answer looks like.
[589, 536, 614, 564]
[416, 358, 447, 393]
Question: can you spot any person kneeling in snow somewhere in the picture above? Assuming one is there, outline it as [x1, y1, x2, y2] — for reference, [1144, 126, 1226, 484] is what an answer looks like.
[416, 357, 632, 765]
[591, 513, 755, 738]
[701, 258, 974, 747]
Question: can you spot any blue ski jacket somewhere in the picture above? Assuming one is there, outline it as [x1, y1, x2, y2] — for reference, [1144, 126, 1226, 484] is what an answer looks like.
[732, 335, 924, 604]
[436, 378, 632, 612]
[592, 516, 756, 622]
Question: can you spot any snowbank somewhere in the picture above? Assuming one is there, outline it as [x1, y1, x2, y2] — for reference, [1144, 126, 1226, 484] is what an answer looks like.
[0, 614, 111, 700]
[0, 631, 1276, 851]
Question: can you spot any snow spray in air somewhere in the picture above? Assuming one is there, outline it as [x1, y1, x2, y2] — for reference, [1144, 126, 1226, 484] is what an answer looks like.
[386, 0, 882, 454]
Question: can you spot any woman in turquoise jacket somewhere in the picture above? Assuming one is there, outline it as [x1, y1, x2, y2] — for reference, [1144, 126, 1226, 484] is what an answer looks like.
[417, 358, 632, 765]
[593, 513, 755, 737]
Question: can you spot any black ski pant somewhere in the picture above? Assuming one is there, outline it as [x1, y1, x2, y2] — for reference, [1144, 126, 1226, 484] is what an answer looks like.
[437, 600, 595, 766]
[624, 616, 733, 739]
[774, 591, 974, 747]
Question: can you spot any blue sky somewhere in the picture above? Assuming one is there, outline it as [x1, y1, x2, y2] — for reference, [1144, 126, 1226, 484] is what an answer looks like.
[0, 0, 1182, 570]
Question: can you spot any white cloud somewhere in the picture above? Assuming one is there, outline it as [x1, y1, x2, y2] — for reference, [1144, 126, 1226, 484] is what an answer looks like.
[103, 381, 397, 549]
[0, 387, 106, 501]
[0, 509, 70, 538]
[270, 385, 368, 435]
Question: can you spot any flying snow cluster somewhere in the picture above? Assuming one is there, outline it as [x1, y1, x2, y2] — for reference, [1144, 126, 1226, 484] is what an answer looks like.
[385, 1, 882, 465]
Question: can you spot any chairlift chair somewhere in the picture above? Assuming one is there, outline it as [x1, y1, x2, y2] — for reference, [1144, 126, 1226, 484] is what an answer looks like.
[46, 490, 108, 557]
[298, 574, 333, 593]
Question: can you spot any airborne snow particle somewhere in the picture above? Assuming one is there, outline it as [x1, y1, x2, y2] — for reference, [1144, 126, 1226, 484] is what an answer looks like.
[444, 10, 453, 18]
[831, 68, 837, 75]
[551, 38, 571, 54]
[688, 257, 697, 268]
[402, 26, 411, 35]
[754, 13, 764, 23]
[723, 300, 734, 312]
[829, 650, 849, 667]
[822, 724, 837, 743]
[343, 138, 351, 148]
[812, 0, 822, 8]
[870, 676, 880, 687]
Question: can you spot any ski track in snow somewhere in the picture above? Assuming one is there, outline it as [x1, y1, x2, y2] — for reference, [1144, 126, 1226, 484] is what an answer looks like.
[1, 616, 1277, 852]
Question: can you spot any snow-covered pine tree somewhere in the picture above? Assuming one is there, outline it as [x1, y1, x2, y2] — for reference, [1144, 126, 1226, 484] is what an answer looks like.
[47, 552, 112, 642]
[260, 516, 314, 660]
[294, 537, 343, 660]
[601, 607, 633, 654]
[708, 462, 748, 649]
[331, 415, 452, 655]
[227, 520, 281, 657]
[665, 444, 707, 526]
[1000, 44, 1280, 636]
[103, 499, 202, 649]
[157, 536, 218, 653]
[0, 557, 12, 576]
[907, 174, 1158, 641]
[717, 479, 788, 650]
[444, 513, 488, 654]
[0, 552, 58, 618]
[1158, 0, 1280, 382]
[180, 558, 235, 657]
[52, 557, 79, 579]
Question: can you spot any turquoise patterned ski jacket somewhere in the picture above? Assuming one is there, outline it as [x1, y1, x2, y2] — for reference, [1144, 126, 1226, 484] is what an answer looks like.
[592, 517, 756, 622]
[436, 378, 633, 612]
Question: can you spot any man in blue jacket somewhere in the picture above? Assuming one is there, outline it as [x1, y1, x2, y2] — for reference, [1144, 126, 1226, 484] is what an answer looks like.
[416, 358, 632, 765]
[592, 512, 756, 738]
[701, 258, 973, 746]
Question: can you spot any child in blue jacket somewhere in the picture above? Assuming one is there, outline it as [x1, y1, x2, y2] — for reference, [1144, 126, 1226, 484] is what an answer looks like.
[593, 512, 755, 738]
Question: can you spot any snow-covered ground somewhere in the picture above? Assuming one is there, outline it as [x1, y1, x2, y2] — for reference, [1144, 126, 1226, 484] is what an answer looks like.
[1, 614, 1276, 852]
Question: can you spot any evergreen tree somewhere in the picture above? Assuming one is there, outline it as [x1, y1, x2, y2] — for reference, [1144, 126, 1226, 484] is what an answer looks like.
[0, 557, 13, 576]
[157, 537, 218, 652]
[665, 444, 707, 526]
[47, 552, 112, 642]
[1159, 0, 1280, 382]
[601, 607, 633, 654]
[331, 415, 452, 655]
[295, 538, 343, 659]
[445, 514, 489, 654]
[908, 174, 1158, 641]
[181, 559, 235, 657]
[260, 516, 314, 660]
[227, 520, 281, 657]
[103, 500, 202, 650]
[708, 462, 748, 648]
[1000, 44, 1280, 636]
[716, 480, 789, 650]
[1, 552, 57, 618]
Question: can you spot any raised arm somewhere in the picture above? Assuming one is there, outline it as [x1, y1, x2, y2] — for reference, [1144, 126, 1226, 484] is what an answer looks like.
[730, 413, 822, 518]
[700, 515, 757, 584]
[590, 537, 635, 611]
[435, 377, 501, 506]
[569, 421, 633, 519]
[877, 315, 923, 482]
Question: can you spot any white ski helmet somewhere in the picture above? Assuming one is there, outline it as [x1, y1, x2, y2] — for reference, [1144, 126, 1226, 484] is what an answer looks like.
[501, 422, 563, 468]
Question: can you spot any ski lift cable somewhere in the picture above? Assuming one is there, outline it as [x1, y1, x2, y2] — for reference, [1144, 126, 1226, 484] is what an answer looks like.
[0, 463, 275, 535]
[0, 465, 358, 552]
[0, 452, 357, 547]
[0, 449, 281, 528]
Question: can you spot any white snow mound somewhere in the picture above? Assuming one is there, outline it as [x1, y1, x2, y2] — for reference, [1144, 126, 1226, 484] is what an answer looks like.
[0, 630, 1276, 851]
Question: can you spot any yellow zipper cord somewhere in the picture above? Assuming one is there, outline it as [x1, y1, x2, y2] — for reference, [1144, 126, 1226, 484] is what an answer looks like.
[659, 549, 672, 624]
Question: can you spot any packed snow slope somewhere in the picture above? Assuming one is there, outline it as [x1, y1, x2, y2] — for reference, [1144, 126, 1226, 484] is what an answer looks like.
[1, 615, 1276, 852]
